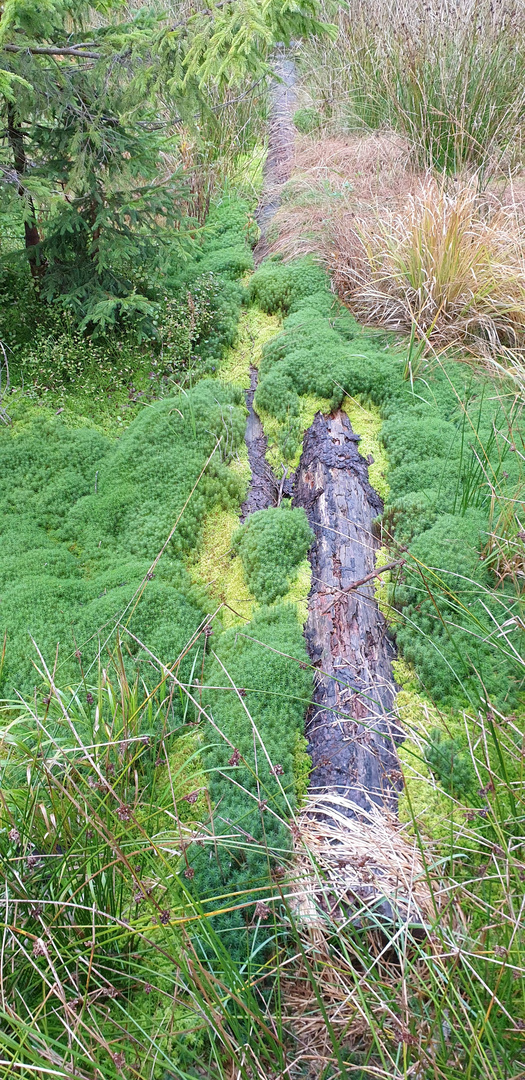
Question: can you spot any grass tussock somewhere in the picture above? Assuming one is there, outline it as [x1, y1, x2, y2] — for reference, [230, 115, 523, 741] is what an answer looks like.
[292, 794, 435, 928]
[3, 647, 524, 1079]
[332, 177, 525, 359]
[299, 0, 525, 179]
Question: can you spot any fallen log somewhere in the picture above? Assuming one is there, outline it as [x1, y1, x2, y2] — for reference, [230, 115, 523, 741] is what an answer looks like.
[293, 409, 403, 817]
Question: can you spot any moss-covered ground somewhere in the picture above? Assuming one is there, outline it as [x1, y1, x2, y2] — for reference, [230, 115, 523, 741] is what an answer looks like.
[1, 187, 524, 1073]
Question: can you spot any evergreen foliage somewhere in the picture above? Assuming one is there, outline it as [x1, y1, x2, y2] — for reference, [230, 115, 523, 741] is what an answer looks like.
[1, 195, 254, 402]
[0, 0, 330, 330]
[232, 505, 313, 603]
[190, 605, 313, 961]
[250, 258, 524, 709]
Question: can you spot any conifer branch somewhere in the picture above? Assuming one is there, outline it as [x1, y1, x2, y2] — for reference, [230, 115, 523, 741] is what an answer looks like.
[3, 44, 101, 59]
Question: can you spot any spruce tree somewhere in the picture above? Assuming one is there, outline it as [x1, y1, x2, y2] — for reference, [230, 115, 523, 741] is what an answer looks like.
[0, 0, 331, 332]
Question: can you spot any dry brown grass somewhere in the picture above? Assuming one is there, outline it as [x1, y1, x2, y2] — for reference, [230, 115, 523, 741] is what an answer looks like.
[263, 132, 419, 262]
[278, 794, 446, 1072]
[291, 793, 436, 930]
[331, 176, 525, 357]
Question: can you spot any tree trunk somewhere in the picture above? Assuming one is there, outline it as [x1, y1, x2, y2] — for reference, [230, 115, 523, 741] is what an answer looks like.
[7, 104, 44, 277]
[293, 410, 403, 818]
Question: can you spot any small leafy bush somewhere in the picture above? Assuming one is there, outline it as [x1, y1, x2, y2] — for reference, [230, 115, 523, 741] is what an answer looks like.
[293, 107, 323, 133]
[233, 505, 314, 603]
[10, 322, 142, 393]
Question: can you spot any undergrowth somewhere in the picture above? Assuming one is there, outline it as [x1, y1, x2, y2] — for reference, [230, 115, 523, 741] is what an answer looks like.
[189, 605, 313, 962]
[0, 197, 255, 425]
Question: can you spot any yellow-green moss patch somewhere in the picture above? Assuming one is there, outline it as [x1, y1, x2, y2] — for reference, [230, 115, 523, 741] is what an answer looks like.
[393, 657, 468, 842]
[342, 394, 389, 501]
[188, 506, 255, 628]
[293, 731, 312, 806]
[218, 307, 281, 387]
[259, 393, 332, 473]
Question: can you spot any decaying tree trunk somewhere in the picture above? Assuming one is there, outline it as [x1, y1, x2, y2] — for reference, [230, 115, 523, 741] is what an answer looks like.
[253, 49, 297, 263]
[242, 49, 297, 514]
[294, 410, 403, 817]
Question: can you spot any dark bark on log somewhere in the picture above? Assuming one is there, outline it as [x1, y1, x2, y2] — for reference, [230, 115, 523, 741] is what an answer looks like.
[240, 366, 280, 519]
[294, 410, 403, 818]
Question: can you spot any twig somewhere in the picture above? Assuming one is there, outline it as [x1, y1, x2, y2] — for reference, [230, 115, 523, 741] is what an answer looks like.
[3, 44, 101, 58]
[319, 560, 405, 613]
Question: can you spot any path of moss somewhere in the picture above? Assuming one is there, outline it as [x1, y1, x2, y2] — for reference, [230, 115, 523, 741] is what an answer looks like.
[375, 531, 488, 846]
[188, 306, 311, 630]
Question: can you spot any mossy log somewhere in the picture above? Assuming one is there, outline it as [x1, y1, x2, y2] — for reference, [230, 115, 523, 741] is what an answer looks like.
[294, 409, 403, 817]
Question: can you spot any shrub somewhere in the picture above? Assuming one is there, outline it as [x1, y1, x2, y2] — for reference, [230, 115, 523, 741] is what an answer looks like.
[294, 107, 323, 134]
[233, 505, 314, 603]
[158, 275, 243, 377]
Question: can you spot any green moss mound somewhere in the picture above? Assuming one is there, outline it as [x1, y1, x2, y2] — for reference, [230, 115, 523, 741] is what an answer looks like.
[251, 258, 524, 711]
[248, 256, 332, 315]
[232, 505, 314, 603]
[0, 380, 246, 699]
[189, 604, 313, 961]
[424, 728, 477, 799]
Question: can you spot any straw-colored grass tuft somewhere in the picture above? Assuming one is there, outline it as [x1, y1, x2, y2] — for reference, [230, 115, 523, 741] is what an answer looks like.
[280, 794, 442, 1067]
[263, 132, 417, 262]
[331, 177, 525, 358]
[291, 793, 436, 929]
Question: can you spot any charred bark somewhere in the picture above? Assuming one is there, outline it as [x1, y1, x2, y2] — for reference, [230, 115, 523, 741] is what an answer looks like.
[241, 366, 280, 519]
[294, 410, 403, 818]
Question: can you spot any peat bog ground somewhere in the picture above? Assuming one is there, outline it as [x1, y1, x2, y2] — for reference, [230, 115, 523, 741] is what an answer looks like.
[1, 6, 525, 1078]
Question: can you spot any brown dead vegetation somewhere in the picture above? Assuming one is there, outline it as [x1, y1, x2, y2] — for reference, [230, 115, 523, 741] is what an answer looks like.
[264, 131, 419, 262]
[265, 133, 525, 372]
[278, 794, 446, 1073]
